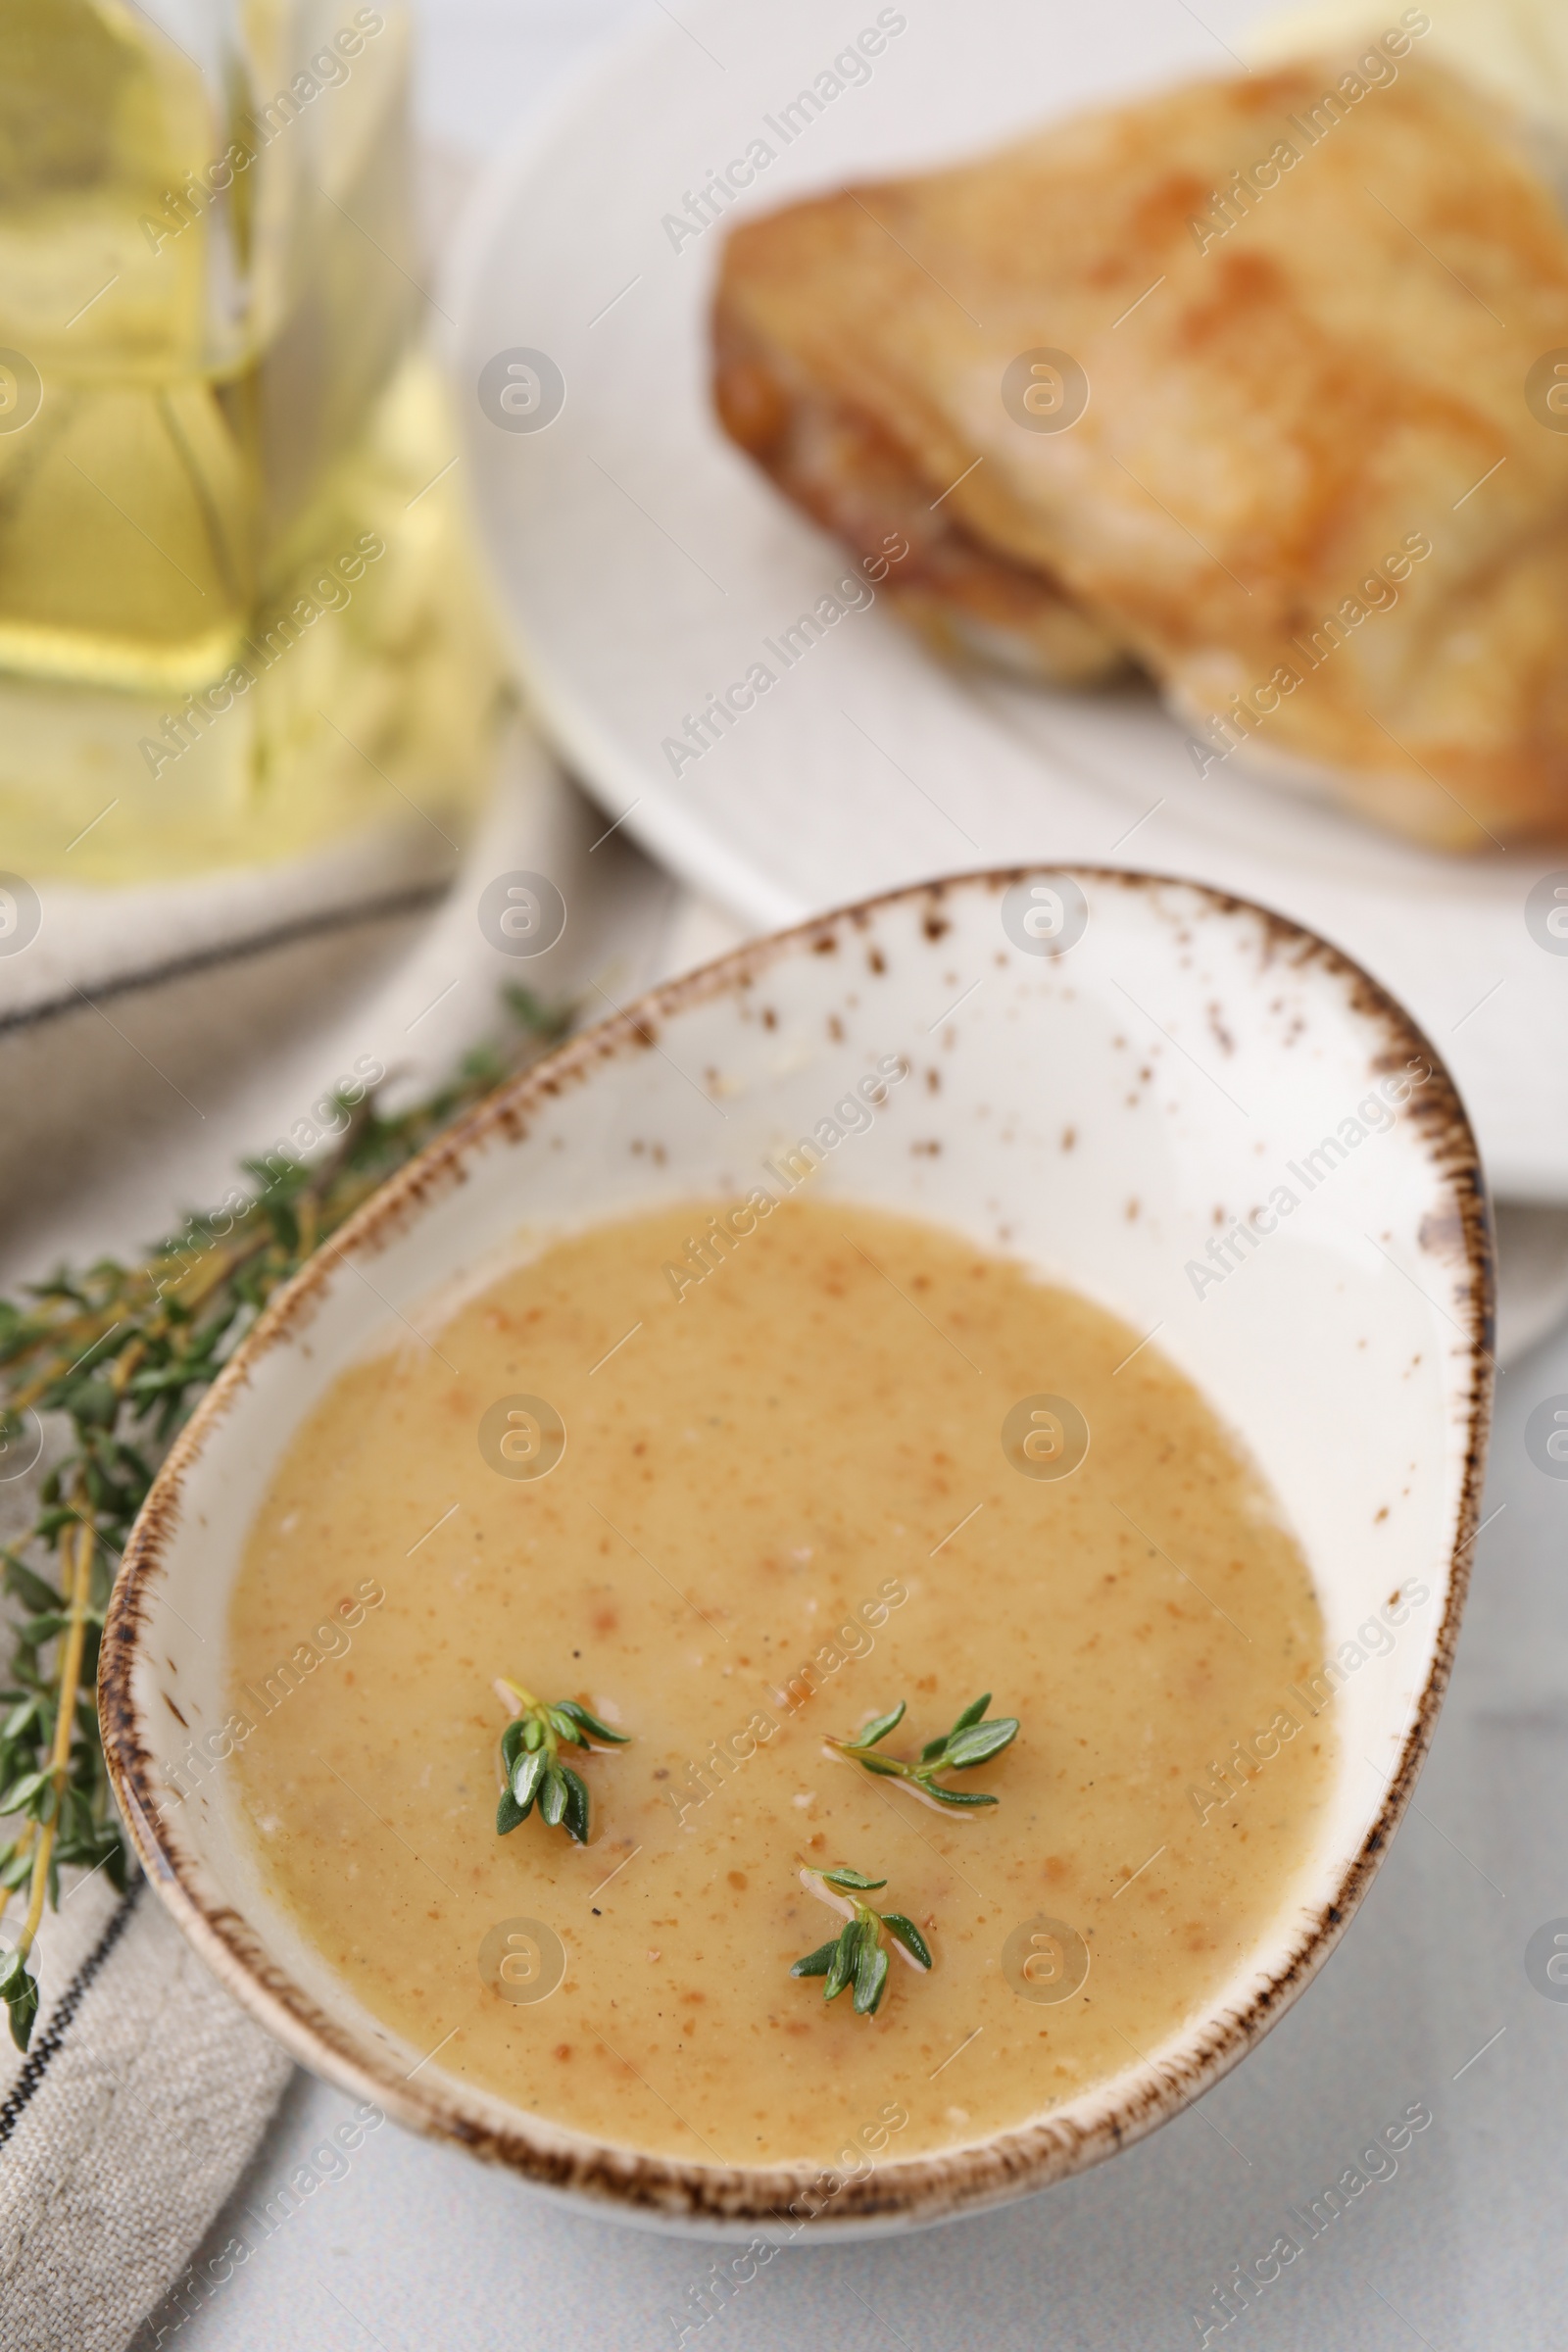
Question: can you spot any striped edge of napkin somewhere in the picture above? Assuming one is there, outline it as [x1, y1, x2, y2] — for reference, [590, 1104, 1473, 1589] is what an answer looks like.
[0, 1867, 292, 2352]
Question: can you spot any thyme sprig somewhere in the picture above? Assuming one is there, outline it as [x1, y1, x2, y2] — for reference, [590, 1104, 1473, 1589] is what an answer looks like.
[826, 1693, 1020, 1810]
[790, 1866, 932, 2016]
[0, 983, 572, 2050]
[495, 1679, 629, 1846]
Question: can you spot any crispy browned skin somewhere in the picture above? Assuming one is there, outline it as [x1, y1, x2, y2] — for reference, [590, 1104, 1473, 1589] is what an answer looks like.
[712, 55, 1568, 849]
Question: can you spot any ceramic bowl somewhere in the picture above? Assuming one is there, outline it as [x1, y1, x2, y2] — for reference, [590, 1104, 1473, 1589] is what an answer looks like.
[99, 867, 1493, 2234]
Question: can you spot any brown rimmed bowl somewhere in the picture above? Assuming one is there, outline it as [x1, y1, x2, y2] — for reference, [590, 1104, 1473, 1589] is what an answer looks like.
[99, 867, 1493, 2235]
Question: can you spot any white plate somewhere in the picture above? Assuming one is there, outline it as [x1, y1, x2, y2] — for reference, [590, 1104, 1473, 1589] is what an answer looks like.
[451, 0, 1568, 1199]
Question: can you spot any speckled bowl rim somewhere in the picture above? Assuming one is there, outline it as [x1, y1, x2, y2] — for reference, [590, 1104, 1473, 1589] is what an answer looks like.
[99, 865, 1494, 2233]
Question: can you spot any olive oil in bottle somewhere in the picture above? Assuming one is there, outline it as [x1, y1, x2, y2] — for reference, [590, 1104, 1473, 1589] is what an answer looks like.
[0, 0, 507, 882]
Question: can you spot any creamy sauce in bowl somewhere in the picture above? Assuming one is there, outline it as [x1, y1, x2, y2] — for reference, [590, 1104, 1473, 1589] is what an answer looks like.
[227, 1197, 1338, 2169]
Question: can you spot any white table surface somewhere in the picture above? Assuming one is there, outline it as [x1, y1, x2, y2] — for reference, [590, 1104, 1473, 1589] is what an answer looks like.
[115, 7, 1568, 2344]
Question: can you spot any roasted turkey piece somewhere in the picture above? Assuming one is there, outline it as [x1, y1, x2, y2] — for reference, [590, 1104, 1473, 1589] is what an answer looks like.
[712, 50, 1568, 850]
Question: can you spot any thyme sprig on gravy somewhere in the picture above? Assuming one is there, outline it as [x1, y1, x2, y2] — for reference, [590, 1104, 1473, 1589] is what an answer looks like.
[791, 1866, 932, 2016]
[826, 1693, 1020, 1809]
[495, 1680, 629, 1846]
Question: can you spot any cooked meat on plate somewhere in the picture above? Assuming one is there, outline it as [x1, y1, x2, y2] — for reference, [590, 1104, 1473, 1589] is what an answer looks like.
[713, 39, 1568, 849]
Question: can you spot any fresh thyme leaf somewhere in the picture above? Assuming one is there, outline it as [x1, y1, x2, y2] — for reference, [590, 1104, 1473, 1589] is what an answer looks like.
[790, 1939, 839, 1979]
[560, 1766, 590, 1847]
[0, 1769, 50, 1814]
[945, 1719, 1016, 1769]
[828, 1693, 1020, 1809]
[3, 1956, 37, 2052]
[493, 1678, 629, 1848]
[792, 1867, 934, 2019]
[881, 1912, 934, 1970]
[0, 984, 574, 2049]
[496, 1788, 527, 1837]
[555, 1699, 629, 1746]
[3, 1694, 45, 1740]
[853, 1936, 889, 2016]
[824, 1928, 856, 2002]
[5, 1567, 60, 1619]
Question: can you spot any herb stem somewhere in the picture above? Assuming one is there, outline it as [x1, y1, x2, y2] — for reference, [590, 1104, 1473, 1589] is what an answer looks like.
[16, 1511, 92, 1959]
[826, 1693, 1020, 1810]
[0, 984, 575, 2048]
